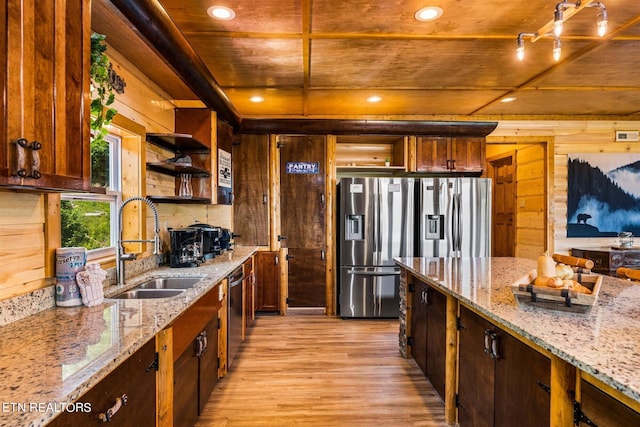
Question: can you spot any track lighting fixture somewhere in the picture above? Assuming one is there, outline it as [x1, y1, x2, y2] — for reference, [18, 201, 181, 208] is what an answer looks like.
[516, 1, 608, 62]
[553, 37, 562, 61]
[515, 33, 562, 62]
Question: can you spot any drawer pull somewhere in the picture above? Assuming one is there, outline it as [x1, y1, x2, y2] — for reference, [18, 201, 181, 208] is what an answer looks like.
[98, 394, 128, 422]
[196, 331, 208, 358]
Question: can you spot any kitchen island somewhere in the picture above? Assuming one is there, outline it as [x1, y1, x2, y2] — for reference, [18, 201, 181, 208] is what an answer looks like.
[396, 256, 640, 426]
[0, 246, 256, 427]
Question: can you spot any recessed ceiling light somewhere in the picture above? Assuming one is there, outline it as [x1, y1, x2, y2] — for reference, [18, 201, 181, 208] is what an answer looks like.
[500, 97, 517, 103]
[249, 96, 264, 103]
[207, 6, 236, 20]
[415, 6, 443, 22]
[367, 96, 382, 103]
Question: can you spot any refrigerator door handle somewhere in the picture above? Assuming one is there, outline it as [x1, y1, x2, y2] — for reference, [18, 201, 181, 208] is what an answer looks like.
[373, 184, 379, 254]
[452, 193, 462, 253]
[347, 270, 401, 277]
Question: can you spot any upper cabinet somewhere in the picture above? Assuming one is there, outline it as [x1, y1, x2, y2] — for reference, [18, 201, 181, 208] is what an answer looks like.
[1, 0, 91, 191]
[336, 135, 407, 172]
[233, 134, 269, 246]
[416, 137, 486, 175]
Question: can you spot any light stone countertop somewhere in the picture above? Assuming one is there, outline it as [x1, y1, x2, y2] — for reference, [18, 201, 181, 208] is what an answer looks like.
[395, 256, 640, 406]
[0, 246, 256, 427]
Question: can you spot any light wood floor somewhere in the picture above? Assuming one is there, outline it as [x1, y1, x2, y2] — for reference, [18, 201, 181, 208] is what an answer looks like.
[196, 314, 447, 426]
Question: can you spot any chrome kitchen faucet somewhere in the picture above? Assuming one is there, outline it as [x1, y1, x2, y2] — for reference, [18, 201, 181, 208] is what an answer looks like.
[116, 196, 161, 286]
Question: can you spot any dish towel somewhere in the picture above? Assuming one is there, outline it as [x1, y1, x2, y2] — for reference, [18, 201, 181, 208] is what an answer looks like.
[76, 263, 107, 307]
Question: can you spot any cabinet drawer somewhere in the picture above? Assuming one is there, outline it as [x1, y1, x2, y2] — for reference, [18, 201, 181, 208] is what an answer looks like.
[580, 379, 640, 425]
[49, 339, 156, 427]
[172, 285, 221, 362]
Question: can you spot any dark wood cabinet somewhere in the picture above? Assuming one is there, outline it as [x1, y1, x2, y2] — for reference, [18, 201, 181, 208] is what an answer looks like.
[171, 286, 221, 426]
[457, 305, 550, 427]
[286, 248, 326, 308]
[416, 137, 485, 174]
[173, 340, 199, 427]
[256, 251, 280, 312]
[49, 339, 156, 427]
[279, 135, 326, 307]
[410, 280, 446, 399]
[233, 134, 269, 246]
[426, 286, 447, 399]
[1, 0, 91, 191]
[198, 317, 220, 414]
[578, 379, 640, 426]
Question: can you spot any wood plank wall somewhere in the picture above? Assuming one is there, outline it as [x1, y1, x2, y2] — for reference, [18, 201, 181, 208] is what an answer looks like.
[0, 45, 230, 301]
[487, 142, 547, 259]
[0, 192, 49, 299]
[553, 132, 640, 255]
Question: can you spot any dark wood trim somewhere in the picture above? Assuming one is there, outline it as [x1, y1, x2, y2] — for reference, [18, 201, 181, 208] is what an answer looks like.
[238, 119, 498, 137]
[107, 0, 241, 128]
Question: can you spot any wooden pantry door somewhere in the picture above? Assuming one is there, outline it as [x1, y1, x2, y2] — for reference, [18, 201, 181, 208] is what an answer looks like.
[278, 135, 326, 308]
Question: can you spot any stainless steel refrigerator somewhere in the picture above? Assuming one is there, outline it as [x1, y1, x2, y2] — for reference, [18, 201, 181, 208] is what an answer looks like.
[338, 177, 416, 318]
[417, 177, 491, 258]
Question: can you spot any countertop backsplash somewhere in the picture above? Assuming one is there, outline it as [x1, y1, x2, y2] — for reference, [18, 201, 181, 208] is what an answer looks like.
[0, 254, 162, 327]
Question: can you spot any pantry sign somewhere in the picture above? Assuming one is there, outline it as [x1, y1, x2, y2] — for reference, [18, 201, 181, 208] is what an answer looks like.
[286, 161, 319, 174]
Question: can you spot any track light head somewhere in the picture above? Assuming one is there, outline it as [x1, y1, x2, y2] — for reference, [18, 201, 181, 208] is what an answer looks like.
[597, 7, 608, 37]
[554, 9, 564, 37]
[553, 38, 562, 62]
[516, 36, 525, 61]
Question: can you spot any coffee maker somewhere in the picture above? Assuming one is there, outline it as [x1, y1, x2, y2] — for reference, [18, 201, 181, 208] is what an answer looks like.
[188, 223, 221, 260]
[169, 227, 204, 268]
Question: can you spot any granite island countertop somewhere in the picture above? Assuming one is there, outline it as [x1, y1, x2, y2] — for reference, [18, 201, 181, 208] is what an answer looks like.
[0, 246, 256, 427]
[395, 256, 640, 407]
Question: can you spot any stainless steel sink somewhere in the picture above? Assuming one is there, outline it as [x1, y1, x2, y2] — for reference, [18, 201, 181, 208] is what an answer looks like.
[113, 289, 185, 299]
[134, 277, 204, 290]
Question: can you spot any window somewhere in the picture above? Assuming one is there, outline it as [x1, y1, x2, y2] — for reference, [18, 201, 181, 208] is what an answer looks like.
[61, 133, 121, 259]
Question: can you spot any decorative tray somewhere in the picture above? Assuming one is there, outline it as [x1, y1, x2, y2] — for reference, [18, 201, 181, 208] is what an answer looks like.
[511, 270, 602, 313]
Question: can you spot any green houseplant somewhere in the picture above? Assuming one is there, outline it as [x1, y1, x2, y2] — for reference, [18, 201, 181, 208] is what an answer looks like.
[90, 32, 117, 145]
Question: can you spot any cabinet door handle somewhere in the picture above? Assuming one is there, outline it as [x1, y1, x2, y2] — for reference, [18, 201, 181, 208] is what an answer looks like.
[483, 329, 493, 356]
[263, 194, 268, 205]
[320, 193, 325, 205]
[30, 141, 42, 179]
[14, 138, 29, 177]
[196, 331, 208, 358]
[274, 255, 279, 266]
[320, 250, 325, 261]
[98, 394, 128, 422]
[490, 333, 500, 359]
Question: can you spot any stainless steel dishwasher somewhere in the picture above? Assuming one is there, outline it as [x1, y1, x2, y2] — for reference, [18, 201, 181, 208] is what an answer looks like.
[227, 265, 244, 368]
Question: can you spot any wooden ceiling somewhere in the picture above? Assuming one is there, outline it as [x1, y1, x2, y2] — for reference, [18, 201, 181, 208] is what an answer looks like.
[92, 0, 640, 121]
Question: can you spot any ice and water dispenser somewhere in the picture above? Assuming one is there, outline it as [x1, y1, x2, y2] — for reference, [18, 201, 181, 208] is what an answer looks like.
[345, 215, 364, 240]
[424, 214, 444, 240]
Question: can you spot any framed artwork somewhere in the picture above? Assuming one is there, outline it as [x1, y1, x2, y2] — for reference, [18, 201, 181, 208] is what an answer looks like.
[567, 153, 640, 238]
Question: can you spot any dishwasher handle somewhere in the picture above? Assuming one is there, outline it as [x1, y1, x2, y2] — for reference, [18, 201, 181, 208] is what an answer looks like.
[228, 267, 245, 287]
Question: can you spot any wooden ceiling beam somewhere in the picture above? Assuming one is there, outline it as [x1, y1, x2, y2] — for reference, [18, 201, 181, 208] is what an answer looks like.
[108, 0, 242, 128]
[238, 119, 497, 137]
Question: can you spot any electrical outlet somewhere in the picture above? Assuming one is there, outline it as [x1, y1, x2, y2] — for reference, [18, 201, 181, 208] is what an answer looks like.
[615, 131, 639, 142]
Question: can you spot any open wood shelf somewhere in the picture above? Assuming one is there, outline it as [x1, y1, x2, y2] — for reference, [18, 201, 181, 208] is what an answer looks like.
[147, 195, 211, 204]
[146, 162, 211, 177]
[146, 133, 210, 154]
